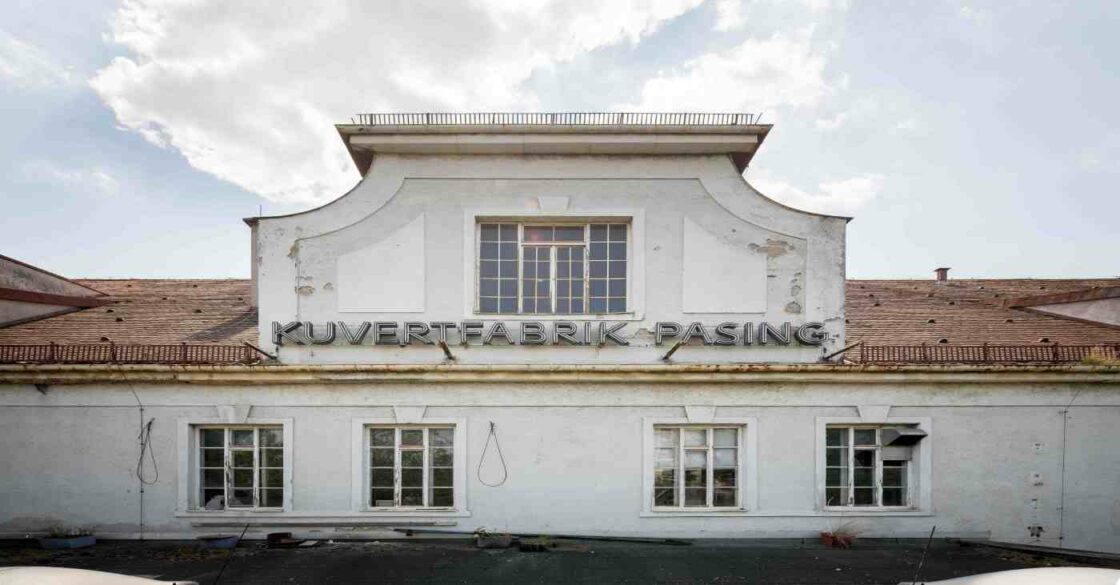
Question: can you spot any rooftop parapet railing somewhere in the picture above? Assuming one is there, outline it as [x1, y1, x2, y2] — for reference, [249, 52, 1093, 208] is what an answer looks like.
[849, 344, 1120, 365]
[0, 343, 1116, 366]
[0, 343, 258, 365]
[348, 112, 762, 127]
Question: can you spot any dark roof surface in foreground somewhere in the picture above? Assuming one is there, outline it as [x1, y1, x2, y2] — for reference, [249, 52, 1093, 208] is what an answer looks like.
[0, 278, 1117, 347]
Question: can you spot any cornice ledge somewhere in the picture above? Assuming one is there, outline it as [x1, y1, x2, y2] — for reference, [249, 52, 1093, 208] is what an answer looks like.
[0, 363, 1117, 386]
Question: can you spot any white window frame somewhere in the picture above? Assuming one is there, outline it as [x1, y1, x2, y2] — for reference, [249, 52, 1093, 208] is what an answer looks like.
[176, 418, 294, 514]
[461, 210, 646, 321]
[641, 416, 757, 516]
[474, 221, 631, 316]
[815, 416, 932, 514]
[350, 417, 469, 516]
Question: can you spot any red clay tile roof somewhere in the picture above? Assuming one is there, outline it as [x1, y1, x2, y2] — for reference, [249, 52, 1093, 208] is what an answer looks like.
[0, 279, 256, 345]
[846, 279, 1120, 346]
[0, 277, 1118, 348]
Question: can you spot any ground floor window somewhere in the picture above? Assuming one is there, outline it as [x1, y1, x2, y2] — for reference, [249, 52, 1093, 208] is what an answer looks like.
[369, 426, 454, 508]
[196, 426, 284, 510]
[825, 426, 910, 508]
[653, 426, 741, 509]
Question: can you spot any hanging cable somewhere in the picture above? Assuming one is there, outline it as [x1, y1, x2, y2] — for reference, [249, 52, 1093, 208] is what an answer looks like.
[129, 386, 158, 541]
[477, 421, 508, 487]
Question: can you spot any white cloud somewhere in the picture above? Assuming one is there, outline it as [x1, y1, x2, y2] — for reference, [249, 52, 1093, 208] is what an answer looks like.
[815, 111, 847, 130]
[20, 160, 120, 195]
[0, 29, 74, 89]
[621, 30, 832, 115]
[714, 0, 746, 31]
[90, 0, 705, 205]
[746, 168, 882, 216]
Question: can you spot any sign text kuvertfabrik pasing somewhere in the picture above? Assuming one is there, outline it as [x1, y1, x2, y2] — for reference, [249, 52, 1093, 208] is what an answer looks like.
[271, 320, 827, 347]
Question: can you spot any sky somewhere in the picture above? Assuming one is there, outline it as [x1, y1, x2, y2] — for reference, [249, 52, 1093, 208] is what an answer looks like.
[0, 0, 1117, 280]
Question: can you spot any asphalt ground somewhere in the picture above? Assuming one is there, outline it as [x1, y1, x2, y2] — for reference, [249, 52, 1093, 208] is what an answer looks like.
[0, 538, 1104, 584]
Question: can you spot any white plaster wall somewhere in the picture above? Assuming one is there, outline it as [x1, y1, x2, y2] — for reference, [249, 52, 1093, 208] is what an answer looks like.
[1, 382, 1117, 552]
[254, 154, 846, 364]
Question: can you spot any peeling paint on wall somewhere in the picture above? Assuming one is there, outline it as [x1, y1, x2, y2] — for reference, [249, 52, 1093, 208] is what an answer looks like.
[749, 239, 795, 258]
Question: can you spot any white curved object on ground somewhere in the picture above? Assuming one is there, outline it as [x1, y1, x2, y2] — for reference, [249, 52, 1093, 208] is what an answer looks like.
[0, 566, 197, 584]
[912, 567, 1120, 585]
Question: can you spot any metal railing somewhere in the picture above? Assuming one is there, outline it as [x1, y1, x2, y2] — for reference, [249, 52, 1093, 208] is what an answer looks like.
[0, 343, 257, 365]
[350, 112, 761, 126]
[852, 344, 1120, 365]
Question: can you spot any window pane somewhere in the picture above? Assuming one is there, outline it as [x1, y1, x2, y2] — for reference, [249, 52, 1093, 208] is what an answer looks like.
[684, 488, 707, 507]
[853, 488, 875, 506]
[713, 448, 736, 468]
[590, 225, 609, 241]
[480, 242, 499, 259]
[524, 226, 553, 242]
[479, 261, 499, 278]
[654, 488, 677, 507]
[499, 224, 516, 240]
[431, 428, 453, 447]
[684, 468, 707, 488]
[232, 469, 253, 487]
[825, 487, 847, 507]
[202, 448, 224, 467]
[372, 489, 395, 507]
[480, 224, 500, 242]
[401, 450, 423, 467]
[431, 447, 453, 467]
[202, 489, 224, 509]
[260, 469, 283, 488]
[826, 428, 848, 446]
[714, 488, 736, 508]
[229, 489, 254, 507]
[589, 243, 607, 261]
[555, 226, 584, 241]
[826, 448, 844, 467]
[500, 243, 517, 260]
[854, 468, 874, 488]
[260, 488, 284, 508]
[609, 243, 626, 260]
[713, 429, 737, 447]
[401, 429, 423, 446]
[201, 429, 224, 447]
[479, 297, 498, 313]
[431, 488, 453, 507]
[402, 468, 423, 488]
[260, 428, 283, 447]
[401, 489, 423, 507]
[371, 428, 395, 447]
[262, 448, 283, 467]
[825, 467, 848, 487]
[371, 448, 394, 467]
[882, 488, 905, 507]
[432, 468, 453, 487]
[655, 469, 676, 487]
[854, 450, 875, 468]
[231, 430, 254, 447]
[882, 466, 905, 487]
[202, 469, 225, 488]
[608, 299, 626, 313]
[655, 448, 677, 469]
[714, 468, 736, 488]
[684, 429, 707, 447]
[854, 429, 877, 446]
[232, 450, 253, 468]
[371, 468, 394, 487]
[608, 224, 627, 241]
[655, 429, 678, 448]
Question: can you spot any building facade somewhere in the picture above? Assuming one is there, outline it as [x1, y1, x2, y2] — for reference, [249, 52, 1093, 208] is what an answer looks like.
[1, 113, 1119, 552]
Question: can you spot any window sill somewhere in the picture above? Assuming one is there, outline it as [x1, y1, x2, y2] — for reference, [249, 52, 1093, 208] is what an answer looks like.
[641, 508, 751, 518]
[471, 313, 640, 322]
[177, 510, 471, 519]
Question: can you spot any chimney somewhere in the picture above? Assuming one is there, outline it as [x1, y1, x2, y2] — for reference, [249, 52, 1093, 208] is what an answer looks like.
[934, 267, 951, 282]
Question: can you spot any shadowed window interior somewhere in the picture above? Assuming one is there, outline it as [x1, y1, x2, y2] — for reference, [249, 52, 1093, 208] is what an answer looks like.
[653, 426, 741, 510]
[196, 426, 284, 510]
[477, 222, 629, 315]
[369, 426, 454, 509]
[825, 426, 912, 508]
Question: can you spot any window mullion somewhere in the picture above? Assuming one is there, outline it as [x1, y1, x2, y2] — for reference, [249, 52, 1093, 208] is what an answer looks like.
[550, 245, 558, 313]
[422, 428, 430, 508]
[847, 429, 854, 506]
[394, 428, 402, 507]
[707, 429, 714, 508]
[223, 428, 231, 511]
[677, 428, 684, 509]
[517, 225, 525, 314]
[875, 430, 883, 508]
[252, 428, 260, 509]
